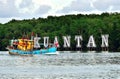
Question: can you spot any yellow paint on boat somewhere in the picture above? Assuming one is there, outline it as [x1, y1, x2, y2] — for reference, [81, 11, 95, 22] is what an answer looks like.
[17, 39, 34, 51]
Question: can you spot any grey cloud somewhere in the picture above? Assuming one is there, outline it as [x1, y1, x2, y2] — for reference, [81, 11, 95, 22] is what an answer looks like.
[93, 0, 120, 11]
[113, 6, 120, 10]
[58, 0, 93, 13]
[35, 5, 51, 15]
[0, 0, 19, 18]
[19, 0, 33, 8]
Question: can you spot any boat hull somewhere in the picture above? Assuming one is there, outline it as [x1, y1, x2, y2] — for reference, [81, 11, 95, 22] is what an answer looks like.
[8, 47, 58, 55]
[9, 51, 19, 55]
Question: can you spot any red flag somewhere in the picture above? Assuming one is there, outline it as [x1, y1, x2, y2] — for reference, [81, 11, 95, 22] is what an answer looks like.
[54, 42, 59, 47]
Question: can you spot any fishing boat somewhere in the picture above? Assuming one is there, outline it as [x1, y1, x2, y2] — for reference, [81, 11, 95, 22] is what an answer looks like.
[6, 33, 59, 55]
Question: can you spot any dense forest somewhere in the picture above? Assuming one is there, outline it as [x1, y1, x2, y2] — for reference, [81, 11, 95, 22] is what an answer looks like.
[0, 12, 120, 51]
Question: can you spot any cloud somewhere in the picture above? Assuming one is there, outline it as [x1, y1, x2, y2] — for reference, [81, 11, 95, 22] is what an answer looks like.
[0, 0, 120, 24]
[35, 5, 51, 15]
[93, 0, 120, 11]
[113, 6, 120, 11]
[58, 0, 93, 13]
[0, 0, 19, 18]
[19, 0, 33, 8]
[0, 0, 52, 21]
[17, 0, 52, 17]
[17, 0, 35, 16]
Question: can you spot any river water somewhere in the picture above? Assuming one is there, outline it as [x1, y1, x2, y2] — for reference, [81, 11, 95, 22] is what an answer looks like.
[0, 51, 120, 79]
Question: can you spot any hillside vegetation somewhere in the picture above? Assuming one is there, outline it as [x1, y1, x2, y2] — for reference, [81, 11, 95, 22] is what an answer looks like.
[0, 12, 120, 51]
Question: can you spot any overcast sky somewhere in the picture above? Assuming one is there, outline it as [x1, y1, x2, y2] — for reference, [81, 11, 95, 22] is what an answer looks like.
[0, 0, 120, 23]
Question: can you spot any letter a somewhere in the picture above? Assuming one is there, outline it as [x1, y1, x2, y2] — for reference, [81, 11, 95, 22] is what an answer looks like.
[87, 35, 96, 47]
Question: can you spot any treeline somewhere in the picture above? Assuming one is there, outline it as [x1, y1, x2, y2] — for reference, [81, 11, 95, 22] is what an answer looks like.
[0, 12, 120, 51]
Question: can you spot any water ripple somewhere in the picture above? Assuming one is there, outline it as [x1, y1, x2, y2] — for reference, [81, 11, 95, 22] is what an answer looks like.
[0, 51, 120, 79]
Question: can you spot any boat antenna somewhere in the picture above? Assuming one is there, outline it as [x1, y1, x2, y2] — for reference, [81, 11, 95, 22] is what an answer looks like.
[31, 32, 34, 40]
